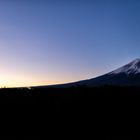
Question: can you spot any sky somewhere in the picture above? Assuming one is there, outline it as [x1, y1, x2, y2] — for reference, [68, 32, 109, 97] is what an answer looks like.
[0, 0, 140, 87]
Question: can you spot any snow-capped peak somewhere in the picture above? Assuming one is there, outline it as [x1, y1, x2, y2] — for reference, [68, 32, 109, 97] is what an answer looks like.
[110, 58, 140, 75]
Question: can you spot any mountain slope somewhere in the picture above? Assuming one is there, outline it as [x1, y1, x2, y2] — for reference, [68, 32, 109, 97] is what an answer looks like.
[37, 58, 140, 88]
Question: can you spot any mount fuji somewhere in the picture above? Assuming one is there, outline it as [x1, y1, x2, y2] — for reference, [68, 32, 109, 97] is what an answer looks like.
[39, 58, 140, 88]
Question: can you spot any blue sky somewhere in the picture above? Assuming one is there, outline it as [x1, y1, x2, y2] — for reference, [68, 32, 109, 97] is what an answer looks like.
[0, 0, 140, 87]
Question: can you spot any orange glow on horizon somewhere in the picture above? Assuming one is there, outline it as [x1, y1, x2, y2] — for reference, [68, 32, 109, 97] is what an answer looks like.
[0, 68, 101, 88]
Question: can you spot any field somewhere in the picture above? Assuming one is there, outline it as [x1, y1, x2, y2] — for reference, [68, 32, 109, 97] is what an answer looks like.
[0, 86, 139, 138]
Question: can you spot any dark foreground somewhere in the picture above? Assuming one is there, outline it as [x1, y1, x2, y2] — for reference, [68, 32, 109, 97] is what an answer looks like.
[0, 86, 140, 111]
[0, 86, 139, 138]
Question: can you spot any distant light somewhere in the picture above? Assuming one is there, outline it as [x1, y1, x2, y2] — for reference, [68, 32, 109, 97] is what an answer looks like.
[27, 87, 32, 90]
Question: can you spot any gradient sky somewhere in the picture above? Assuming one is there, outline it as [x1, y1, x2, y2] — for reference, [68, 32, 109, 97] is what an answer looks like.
[0, 0, 140, 87]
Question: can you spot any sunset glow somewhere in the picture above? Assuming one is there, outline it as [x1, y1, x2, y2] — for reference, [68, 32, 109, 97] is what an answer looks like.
[0, 0, 140, 87]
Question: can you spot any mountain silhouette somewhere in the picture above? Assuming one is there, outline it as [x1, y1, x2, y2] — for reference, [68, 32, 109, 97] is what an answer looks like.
[37, 58, 140, 88]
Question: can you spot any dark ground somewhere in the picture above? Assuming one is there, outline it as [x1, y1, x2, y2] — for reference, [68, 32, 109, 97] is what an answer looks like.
[0, 86, 139, 139]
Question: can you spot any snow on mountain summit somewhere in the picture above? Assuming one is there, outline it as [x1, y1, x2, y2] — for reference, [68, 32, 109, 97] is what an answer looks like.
[110, 58, 140, 75]
[37, 58, 140, 88]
